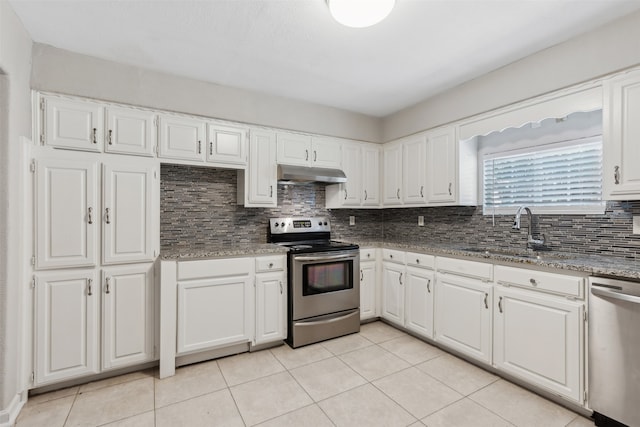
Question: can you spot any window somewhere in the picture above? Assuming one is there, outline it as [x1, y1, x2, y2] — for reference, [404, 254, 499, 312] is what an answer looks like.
[483, 137, 604, 214]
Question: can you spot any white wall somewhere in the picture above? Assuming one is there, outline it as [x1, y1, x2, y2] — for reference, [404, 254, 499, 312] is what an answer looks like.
[0, 1, 32, 423]
[382, 9, 640, 141]
[31, 44, 383, 143]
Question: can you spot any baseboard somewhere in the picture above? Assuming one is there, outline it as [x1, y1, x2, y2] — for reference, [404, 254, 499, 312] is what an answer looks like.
[0, 393, 26, 427]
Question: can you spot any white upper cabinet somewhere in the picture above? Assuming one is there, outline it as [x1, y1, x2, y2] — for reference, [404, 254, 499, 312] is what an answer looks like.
[206, 124, 247, 167]
[383, 142, 403, 206]
[326, 141, 380, 209]
[277, 132, 341, 168]
[426, 127, 456, 203]
[362, 144, 381, 206]
[105, 106, 156, 157]
[158, 114, 207, 162]
[35, 157, 98, 269]
[102, 159, 156, 265]
[402, 135, 427, 205]
[341, 142, 363, 206]
[238, 130, 278, 207]
[42, 96, 104, 152]
[604, 69, 640, 199]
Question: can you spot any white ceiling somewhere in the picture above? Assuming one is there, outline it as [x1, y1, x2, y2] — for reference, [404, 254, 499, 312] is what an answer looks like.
[9, 0, 640, 117]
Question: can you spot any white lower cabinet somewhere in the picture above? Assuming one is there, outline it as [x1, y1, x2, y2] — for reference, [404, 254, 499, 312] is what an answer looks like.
[381, 261, 405, 326]
[360, 248, 377, 321]
[35, 269, 100, 385]
[435, 273, 493, 364]
[255, 256, 287, 345]
[102, 264, 155, 370]
[404, 265, 435, 338]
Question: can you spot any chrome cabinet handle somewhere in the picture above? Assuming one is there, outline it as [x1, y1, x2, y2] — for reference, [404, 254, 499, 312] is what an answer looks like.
[397, 188, 400, 199]
[210, 141, 213, 156]
[614, 166, 620, 185]
[484, 293, 488, 309]
[416, 258, 420, 264]
[305, 149, 309, 161]
[108, 129, 113, 145]
[367, 253, 370, 258]
[344, 189, 348, 200]
[389, 254, 393, 259]
[269, 262, 274, 268]
[420, 186, 424, 198]
[364, 190, 368, 200]
[427, 279, 431, 293]
[92, 128, 97, 144]
[270, 185, 273, 197]
[105, 208, 111, 224]
[498, 296, 503, 313]
[87, 207, 93, 224]
[529, 278, 537, 286]
[87, 278, 93, 296]
[279, 281, 283, 294]
[198, 140, 202, 154]
[314, 150, 317, 162]
[399, 273, 403, 285]
[448, 182, 452, 195]
[105, 277, 111, 294]
[360, 270, 364, 281]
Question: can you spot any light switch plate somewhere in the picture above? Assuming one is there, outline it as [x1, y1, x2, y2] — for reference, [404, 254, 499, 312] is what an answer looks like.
[634, 215, 640, 234]
[418, 216, 425, 226]
[349, 216, 356, 226]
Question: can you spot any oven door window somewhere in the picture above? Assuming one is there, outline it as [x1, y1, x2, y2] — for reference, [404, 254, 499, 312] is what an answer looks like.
[302, 260, 353, 295]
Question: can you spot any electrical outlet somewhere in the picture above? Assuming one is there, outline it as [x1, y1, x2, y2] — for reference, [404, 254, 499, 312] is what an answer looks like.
[634, 216, 640, 234]
[418, 216, 425, 226]
[349, 216, 356, 226]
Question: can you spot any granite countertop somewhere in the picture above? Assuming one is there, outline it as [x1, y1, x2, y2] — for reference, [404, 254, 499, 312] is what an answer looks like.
[160, 243, 288, 260]
[356, 241, 640, 280]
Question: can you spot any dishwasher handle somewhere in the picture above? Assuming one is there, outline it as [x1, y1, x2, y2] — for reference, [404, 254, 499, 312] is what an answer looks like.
[591, 285, 640, 304]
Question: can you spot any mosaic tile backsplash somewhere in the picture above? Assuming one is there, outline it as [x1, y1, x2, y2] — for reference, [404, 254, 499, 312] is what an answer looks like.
[161, 165, 640, 260]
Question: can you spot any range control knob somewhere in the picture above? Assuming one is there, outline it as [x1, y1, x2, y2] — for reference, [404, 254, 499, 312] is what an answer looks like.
[324, 221, 328, 225]
[274, 222, 279, 227]
[318, 221, 322, 226]
[280, 222, 285, 227]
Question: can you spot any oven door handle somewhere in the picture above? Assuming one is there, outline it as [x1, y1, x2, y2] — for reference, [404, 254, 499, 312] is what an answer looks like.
[295, 310, 358, 327]
[293, 254, 355, 262]
[591, 285, 640, 304]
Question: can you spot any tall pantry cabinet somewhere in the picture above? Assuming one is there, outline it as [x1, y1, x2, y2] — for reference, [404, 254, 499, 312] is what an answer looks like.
[32, 94, 159, 387]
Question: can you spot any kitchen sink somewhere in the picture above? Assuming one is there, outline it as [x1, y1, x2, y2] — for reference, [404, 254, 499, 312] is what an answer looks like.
[457, 247, 556, 260]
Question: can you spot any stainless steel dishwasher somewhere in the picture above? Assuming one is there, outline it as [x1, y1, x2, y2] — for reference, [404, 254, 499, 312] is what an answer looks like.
[589, 277, 640, 427]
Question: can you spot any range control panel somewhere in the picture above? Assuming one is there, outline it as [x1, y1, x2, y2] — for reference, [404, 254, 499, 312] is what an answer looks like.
[269, 217, 331, 234]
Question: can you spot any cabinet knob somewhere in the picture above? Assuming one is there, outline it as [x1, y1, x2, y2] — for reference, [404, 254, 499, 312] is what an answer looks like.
[416, 259, 420, 264]
[529, 278, 537, 286]
[389, 254, 393, 259]
[367, 253, 371, 258]
[269, 262, 274, 268]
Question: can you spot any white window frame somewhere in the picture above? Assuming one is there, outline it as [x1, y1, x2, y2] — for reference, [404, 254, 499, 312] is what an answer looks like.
[482, 135, 606, 216]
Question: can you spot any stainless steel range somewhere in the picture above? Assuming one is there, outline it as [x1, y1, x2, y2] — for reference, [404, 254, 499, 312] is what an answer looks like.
[269, 217, 360, 348]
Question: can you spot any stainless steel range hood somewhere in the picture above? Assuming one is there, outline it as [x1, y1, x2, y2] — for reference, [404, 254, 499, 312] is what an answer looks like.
[277, 164, 347, 184]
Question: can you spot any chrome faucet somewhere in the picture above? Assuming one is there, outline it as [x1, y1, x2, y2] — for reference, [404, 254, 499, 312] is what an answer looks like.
[513, 206, 546, 249]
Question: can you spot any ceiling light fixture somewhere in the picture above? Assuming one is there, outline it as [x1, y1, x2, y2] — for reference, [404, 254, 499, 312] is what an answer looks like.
[327, 0, 396, 28]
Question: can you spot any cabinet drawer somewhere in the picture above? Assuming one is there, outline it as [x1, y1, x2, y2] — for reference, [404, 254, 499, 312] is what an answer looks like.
[255, 256, 285, 272]
[406, 252, 435, 269]
[178, 257, 252, 280]
[360, 248, 376, 262]
[437, 257, 493, 281]
[495, 265, 584, 298]
[382, 249, 405, 264]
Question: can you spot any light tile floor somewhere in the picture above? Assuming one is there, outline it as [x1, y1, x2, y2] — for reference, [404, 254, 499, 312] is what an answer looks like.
[16, 321, 595, 427]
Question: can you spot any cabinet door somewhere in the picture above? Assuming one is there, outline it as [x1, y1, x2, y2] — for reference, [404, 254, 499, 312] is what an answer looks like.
[342, 142, 362, 206]
[494, 286, 583, 403]
[360, 261, 377, 321]
[381, 262, 405, 326]
[206, 124, 247, 166]
[383, 143, 403, 206]
[35, 270, 99, 385]
[405, 267, 434, 339]
[158, 115, 206, 161]
[36, 157, 98, 269]
[102, 160, 156, 264]
[427, 128, 457, 203]
[362, 144, 381, 206]
[105, 106, 156, 156]
[177, 275, 253, 354]
[246, 130, 277, 206]
[435, 274, 492, 363]
[604, 71, 640, 199]
[276, 132, 312, 166]
[311, 137, 341, 168]
[43, 97, 104, 152]
[255, 272, 286, 345]
[102, 264, 155, 370]
[403, 136, 427, 204]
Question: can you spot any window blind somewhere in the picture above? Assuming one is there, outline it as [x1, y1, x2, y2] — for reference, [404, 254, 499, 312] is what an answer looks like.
[483, 139, 603, 213]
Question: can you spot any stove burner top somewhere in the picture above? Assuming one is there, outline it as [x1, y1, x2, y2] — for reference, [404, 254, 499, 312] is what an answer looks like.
[268, 217, 359, 253]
